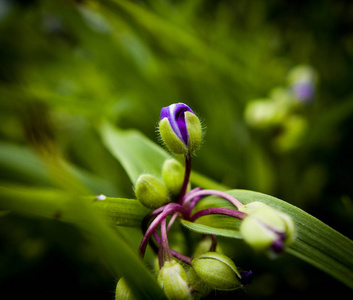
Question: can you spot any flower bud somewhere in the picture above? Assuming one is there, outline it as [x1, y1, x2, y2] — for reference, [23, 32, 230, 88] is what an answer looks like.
[115, 277, 137, 300]
[185, 265, 212, 298]
[157, 260, 192, 300]
[162, 158, 189, 196]
[135, 174, 170, 209]
[191, 252, 242, 291]
[244, 99, 286, 128]
[159, 103, 202, 155]
[239, 201, 295, 254]
[287, 65, 317, 103]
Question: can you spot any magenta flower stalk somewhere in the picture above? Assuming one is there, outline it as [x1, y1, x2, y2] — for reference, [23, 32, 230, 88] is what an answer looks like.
[190, 207, 247, 222]
[159, 217, 173, 266]
[182, 189, 244, 210]
[138, 203, 187, 258]
[153, 226, 193, 265]
[167, 212, 179, 231]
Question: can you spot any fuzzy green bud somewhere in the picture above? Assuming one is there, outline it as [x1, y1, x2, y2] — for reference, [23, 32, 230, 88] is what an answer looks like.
[159, 103, 202, 155]
[162, 159, 189, 196]
[115, 277, 137, 300]
[135, 174, 170, 209]
[191, 252, 242, 291]
[157, 260, 192, 300]
[185, 265, 212, 298]
[239, 201, 295, 254]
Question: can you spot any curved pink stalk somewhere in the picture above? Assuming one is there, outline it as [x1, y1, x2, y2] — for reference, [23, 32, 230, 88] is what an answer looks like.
[138, 203, 187, 258]
[190, 207, 247, 222]
[182, 189, 244, 210]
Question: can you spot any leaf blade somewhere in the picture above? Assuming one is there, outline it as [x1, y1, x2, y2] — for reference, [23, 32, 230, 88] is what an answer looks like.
[228, 190, 353, 289]
[100, 122, 170, 183]
[0, 185, 165, 299]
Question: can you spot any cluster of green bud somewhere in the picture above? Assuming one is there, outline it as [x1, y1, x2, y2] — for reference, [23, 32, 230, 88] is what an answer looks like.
[155, 251, 247, 299]
[119, 103, 298, 300]
[239, 201, 295, 255]
[135, 158, 187, 209]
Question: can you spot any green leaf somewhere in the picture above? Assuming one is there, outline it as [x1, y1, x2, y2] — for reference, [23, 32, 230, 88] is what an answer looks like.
[93, 196, 150, 227]
[0, 184, 165, 299]
[100, 121, 170, 183]
[190, 189, 353, 290]
[99, 122, 227, 191]
[0, 141, 119, 195]
[180, 219, 242, 239]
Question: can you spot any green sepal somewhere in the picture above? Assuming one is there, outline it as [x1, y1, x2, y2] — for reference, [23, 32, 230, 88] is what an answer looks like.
[159, 118, 188, 155]
[185, 111, 202, 154]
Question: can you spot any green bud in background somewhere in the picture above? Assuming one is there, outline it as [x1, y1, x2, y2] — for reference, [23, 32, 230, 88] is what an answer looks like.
[244, 98, 287, 129]
[239, 201, 295, 255]
[191, 252, 242, 291]
[135, 174, 170, 209]
[159, 103, 202, 155]
[157, 260, 192, 300]
[162, 158, 189, 196]
[273, 115, 308, 152]
[115, 277, 137, 300]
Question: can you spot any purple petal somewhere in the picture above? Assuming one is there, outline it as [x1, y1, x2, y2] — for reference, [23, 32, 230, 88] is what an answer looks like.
[292, 81, 315, 102]
[240, 270, 253, 285]
[271, 239, 285, 254]
[160, 103, 194, 145]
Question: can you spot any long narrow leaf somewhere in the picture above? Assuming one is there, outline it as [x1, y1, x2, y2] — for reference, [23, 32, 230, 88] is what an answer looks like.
[188, 189, 353, 289]
[100, 121, 170, 183]
[0, 185, 164, 299]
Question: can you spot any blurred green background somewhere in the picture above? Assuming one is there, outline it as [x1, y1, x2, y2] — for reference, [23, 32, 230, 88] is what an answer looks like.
[1, 0, 353, 299]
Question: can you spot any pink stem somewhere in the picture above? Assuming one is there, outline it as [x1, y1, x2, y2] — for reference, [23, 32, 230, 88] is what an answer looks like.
[153, 230, 193, 265]
[167, 212, 179, 231]
[159, 218, 173, 266]
[191, 207, 247, 222]
[183, 189, 243, 210]
[138, 203, 187, 258]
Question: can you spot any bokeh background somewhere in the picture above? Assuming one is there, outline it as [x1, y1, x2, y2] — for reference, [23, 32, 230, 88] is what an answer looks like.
[1, 0, 353, 299]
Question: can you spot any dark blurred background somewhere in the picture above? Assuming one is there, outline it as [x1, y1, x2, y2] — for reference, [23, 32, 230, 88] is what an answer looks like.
[1, 0, 353, 299]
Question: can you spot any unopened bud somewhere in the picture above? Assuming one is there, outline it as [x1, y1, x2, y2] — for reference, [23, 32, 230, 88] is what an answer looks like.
[135, 174, 170, 209]
[115, 277, 137, 300]
[157, 260, 192, 300]
[239, 201, 295, 254]
[159, 103, 202, 155]
[162, 159, 189, 196]
[191, 252, 242, 291]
